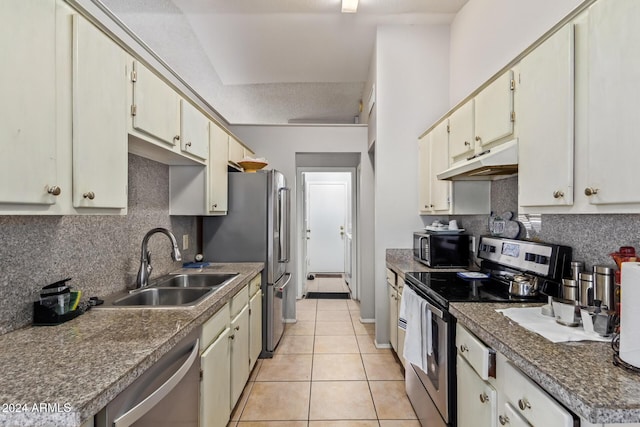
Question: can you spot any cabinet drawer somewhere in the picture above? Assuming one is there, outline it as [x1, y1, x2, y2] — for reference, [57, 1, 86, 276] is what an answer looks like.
[456, 324, 496, 380]
[498, 402, 531, 427]
[230, 284, 249, 318]
[201, 304, 230, 350]
[386, 268, 396, 285]
[502, 361, 574, 427]
[249, 273, 261, 297]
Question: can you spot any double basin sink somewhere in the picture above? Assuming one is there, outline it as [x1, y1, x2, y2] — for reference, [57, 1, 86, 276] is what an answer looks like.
[98, 273, 238, 309]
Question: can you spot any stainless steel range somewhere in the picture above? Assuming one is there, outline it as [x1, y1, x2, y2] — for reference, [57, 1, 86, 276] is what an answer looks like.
[403, 236, 572, 427]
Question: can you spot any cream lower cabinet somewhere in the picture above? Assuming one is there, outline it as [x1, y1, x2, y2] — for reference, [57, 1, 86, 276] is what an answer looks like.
[230, 305, 250, 408]
[396, 275, 406, 367]
[457, 355, 497, 427]
[0, 0, 58, 208]
[386, 269, 399, 352]
[249, 273, 263, 369]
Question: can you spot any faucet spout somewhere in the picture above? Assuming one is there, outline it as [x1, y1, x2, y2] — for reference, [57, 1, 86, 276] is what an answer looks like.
[135, 228, 182, 289]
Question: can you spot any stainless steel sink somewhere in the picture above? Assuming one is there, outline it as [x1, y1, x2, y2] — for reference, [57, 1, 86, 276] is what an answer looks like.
[151, 273, 237, 289]
[112, 288, 213, 307]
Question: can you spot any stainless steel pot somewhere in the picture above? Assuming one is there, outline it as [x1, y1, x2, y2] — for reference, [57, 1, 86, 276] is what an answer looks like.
[508, 274, 539, 297]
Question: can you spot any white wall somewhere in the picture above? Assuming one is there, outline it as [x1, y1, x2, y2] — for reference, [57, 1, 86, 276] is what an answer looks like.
[373, 24, 450, 345]
[230, 125, 374, 319]
[449, 0, 584, 106]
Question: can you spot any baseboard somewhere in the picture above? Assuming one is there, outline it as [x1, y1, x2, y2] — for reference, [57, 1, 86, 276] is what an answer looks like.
[284, 318, 297, 323]
[374, 340, 392, 349]
[359, 318, 375, 324]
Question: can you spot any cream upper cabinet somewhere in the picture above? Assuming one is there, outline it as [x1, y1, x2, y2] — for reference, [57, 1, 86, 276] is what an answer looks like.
[430, 121, 451, 213]
[585, 0, 640, 206]
[228, 136, 245, 167]
[208, 122, 229, 214]
[131, 60, 180, 146]
[180, 99, 209, 161]
[475, 69, 515, 148]
[0, 0, 58, 207]
[71, 14, 128, 210]
[518, 23, 575, 209]
[449, 100, 475, 162]
[418, 134, 432, 214]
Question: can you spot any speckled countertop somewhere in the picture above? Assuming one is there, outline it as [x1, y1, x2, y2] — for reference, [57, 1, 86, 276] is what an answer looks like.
[451, 302, 640, 424]
[0, 263, 263, 427]
[385, 248, 469, 277]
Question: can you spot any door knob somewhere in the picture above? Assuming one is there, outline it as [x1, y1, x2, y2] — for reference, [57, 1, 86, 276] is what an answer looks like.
[553, 190, 564, 199]
[46, 185, 61, 196]
[83, 191, 95, 200]
[479, 392, 489, 403]
[498, 415, 510, 425]
[518, 398, 531, 410]
[584, 187, 599, 196]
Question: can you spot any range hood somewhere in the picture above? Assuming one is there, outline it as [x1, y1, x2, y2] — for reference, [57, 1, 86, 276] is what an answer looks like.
[437, 139, 518, 181]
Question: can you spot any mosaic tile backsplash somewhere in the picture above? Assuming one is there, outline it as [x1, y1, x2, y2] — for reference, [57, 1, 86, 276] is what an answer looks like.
[0, 154, 197, 334]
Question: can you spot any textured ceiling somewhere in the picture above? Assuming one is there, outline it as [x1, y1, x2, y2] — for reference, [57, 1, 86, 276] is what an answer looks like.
[100, 0, 469, 124]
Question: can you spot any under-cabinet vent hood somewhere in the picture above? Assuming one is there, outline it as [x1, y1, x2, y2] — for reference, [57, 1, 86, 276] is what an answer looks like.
[437, 139, 518, 181]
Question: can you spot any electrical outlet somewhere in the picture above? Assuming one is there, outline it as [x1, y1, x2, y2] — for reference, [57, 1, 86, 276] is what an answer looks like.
[182, 234, 189, 251]
[469, 236, 476, 253]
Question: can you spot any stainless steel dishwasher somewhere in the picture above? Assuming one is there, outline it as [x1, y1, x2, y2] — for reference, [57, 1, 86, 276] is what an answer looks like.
[96, 329, 200, 427]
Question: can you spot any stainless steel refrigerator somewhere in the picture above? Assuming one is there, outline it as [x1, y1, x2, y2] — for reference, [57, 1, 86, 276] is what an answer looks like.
[202, 170, 291, 357]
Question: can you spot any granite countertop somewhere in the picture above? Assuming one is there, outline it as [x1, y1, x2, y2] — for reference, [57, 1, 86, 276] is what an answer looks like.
[451, 302, 640, 424]
[385, 248, 470, 277]
[0, 262, 263, 427]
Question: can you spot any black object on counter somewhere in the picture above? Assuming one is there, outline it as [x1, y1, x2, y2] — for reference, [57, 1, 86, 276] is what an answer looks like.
[33, 301, 82, 326]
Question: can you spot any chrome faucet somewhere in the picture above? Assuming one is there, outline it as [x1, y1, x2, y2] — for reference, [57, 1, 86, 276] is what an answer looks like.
[136, 228, 182, 289]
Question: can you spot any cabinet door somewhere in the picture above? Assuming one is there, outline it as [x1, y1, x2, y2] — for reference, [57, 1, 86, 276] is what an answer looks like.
[430, 121, 451, 213]
[180, 100, 209, 160]
[586, 0, 640, 205]
[249, 289, 263, 369]
[208, 123, 229, 214]
[72, 15, 128, 209]
[228, 136, 245, 165]
[132, 61, 179, 146]
[475, 70, 515, 147]
[518, 24, 575, 208]
[388, 284, 398, 351]
[418, 134, 432, 214]
[0, 0, 58, 205]
[457, 355, 497, 427]
[449, 100, 475, 161]
[201, 328, 231, 427]
[230, 304, 250, 408]
[397, 286, 406, 367]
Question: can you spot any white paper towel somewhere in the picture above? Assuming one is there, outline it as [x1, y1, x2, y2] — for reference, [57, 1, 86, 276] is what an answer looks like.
[620, 262, 640, 368]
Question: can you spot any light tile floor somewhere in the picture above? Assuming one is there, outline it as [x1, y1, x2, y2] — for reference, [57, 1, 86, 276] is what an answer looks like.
[305, 276, 351, 293]
[228, 298, 419, 427]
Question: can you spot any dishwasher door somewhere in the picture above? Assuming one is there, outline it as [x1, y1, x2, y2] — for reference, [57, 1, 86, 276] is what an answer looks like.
[96, 329, 200, 427]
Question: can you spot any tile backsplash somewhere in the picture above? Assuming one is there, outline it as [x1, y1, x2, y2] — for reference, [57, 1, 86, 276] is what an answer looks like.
[0, 154, 197, 334]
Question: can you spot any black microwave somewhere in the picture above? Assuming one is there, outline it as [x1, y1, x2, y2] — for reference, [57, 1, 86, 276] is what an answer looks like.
[413, 231, 470, 268]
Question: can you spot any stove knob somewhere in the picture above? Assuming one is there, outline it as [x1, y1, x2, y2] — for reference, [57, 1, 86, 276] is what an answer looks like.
[525, 253, 536, 262]
[535, 255, 549, 265]
[489, 246, 496, 253]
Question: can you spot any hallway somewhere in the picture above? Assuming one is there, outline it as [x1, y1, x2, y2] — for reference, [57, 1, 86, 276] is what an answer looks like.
[228, 298, 418, 426]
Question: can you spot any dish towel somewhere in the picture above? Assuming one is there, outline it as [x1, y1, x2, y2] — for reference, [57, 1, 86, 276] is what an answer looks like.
[400, 285, 428, 371]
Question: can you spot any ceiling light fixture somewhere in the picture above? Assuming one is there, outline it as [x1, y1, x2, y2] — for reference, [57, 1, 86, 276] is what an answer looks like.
[341, 0, 359, 13]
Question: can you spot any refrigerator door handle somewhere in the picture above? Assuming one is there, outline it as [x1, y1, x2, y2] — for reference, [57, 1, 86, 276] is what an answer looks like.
[276, 273, 292, 292]
[278, 187, 291, 263]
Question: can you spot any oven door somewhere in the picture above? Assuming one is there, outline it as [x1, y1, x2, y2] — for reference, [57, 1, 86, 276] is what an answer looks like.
[405, 294, 451, 425]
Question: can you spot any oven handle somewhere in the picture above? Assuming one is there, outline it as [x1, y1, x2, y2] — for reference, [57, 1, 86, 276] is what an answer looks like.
[426, 301, 444, 319]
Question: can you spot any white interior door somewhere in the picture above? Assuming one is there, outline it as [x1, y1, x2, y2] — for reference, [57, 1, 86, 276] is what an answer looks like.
[307, 182, 347, 273]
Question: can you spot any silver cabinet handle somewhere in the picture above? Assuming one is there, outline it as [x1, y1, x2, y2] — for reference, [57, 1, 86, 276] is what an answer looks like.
[584, 187, 599, 196]
[475, 136, 482, 142]
[83, 192, 95, 200]
[499, 415, 510, 425]
[47, 186, 61, 196]
[459, 344, 469, 353]
[479, 392, 489, 403]
[234, 325, 240, 331]
[186, 141, 192, 147]
[464, 141, 471, 146]
[113, 339, 199, 427]
[518, 398, 531, 411]
[229, 334, 235, 340]
[553, 190, 564, 199]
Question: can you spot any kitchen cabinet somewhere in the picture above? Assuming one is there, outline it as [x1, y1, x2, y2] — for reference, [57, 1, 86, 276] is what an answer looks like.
[249, 275, 263, 368]
[396, 275, 406, 367]
[71, 13, 128, 210]
[201, 304, 231, 427]
[131, 60, 180, 147]
[387, 271, 399, 352]
[180, 99, 209, 161]
[230, 287, 250, 408]
[229, 135, 246, 167]
[418, 123, 491, 216]
[0, 0, 58, 207]
[449, 100, 476, 163]
[474, 69, 515, 148]
[584, 0, 640, 206]
[497, 402, 531, 427]
[517, 22, 575, 209]
[457, 355, 497, 427]
[208, 122, 229, 215]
